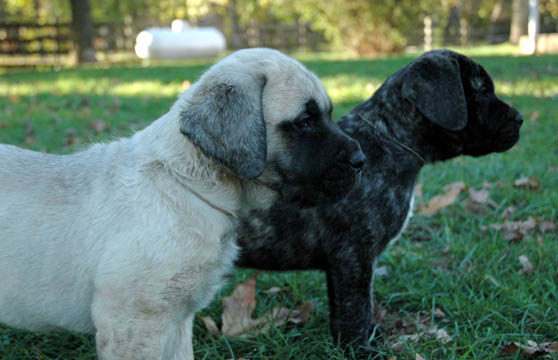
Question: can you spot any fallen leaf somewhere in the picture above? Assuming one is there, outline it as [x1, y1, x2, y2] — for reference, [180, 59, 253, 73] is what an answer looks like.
[198, 315, 220, 336]
[518, 255, 535, 275]
[221, 273, 258, 337]
[391, 325, 452, 350]
[263, 287, 282, 295]
[417, 182, 466, 215]
[483, 181, 495, 189]
[0, 121, 8, 129]
[465, 187, 497, 215]
[513, 176, 540, 190]
[490, 216, 537, 243]
[468, 188, 489, 203]
[432, 308, 446, 319]
[64, 128, 80, 146]
[90, 118, 109, 134]
[416, 354, 425, 360]
[538, 219, 556, 233]
[501, 341, 558, 356]
[500, 206, 516, 220]
[201, 273, 312, 338]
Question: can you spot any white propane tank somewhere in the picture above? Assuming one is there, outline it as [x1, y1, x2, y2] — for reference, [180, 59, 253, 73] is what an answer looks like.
[135, 20, 226, 59]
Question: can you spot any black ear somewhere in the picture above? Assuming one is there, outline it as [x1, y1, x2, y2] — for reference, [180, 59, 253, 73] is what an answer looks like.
[401, 52, 468, 131]
[180, 74, 267, 179]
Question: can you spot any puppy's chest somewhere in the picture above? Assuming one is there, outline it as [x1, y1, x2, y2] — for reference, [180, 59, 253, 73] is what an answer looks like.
[388, 192, 414, 246]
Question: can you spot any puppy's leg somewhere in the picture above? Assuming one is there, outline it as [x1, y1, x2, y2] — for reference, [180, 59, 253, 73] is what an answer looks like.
[92, 293, 194, 360]
[326, 258, 383, 352]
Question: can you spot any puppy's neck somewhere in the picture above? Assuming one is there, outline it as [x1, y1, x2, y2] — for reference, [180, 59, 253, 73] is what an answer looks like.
[133, 111, 244, 215]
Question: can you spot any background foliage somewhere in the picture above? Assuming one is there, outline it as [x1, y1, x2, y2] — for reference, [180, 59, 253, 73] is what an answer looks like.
[2, 0, 558, 53]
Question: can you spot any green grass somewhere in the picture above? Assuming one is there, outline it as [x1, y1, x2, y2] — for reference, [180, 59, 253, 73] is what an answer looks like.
[1, 47, 557, 359]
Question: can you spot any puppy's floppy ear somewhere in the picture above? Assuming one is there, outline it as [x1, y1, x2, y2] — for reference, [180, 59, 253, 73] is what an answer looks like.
[180, 74, 267, 179]
[401, 53, 468, 131]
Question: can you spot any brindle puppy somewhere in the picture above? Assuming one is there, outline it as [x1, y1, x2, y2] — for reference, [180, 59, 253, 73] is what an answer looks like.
[235, 50, 523, 352]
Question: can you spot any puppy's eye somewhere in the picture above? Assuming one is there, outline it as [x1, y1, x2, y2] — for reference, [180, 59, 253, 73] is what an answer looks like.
[296, 116, 312, 129]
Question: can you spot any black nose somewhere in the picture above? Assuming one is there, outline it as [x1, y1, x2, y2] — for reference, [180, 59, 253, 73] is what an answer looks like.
[348, 150, 366, 170]
[515, 113, 524, 127]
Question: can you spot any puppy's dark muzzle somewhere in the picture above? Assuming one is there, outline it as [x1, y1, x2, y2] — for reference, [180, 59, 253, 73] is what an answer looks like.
[514, 113, 524, 127]
[336, 136, 366, 172]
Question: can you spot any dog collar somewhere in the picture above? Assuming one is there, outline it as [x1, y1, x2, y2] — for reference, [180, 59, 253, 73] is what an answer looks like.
[357, 113, 426, 164]
[186, 183, 237, 219]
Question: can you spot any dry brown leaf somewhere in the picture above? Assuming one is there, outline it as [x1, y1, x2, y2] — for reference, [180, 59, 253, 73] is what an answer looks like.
[198, 315, 221, 336]
[501, 341, 558, 356]
[500, 206, 516, 220]
[538, 219, 557, 233]
[490, 216, 537, 243]
[432, 308, 446, 319]
[518, 254, 535, 275]
[263, 287, 282, 295]
[221, 273, 259, 337]
[483, 181, 495, 189]
[468, 188, 489, 203]
[391, 325, 452, 350]
[417, 182, 466, 215]
[64, 128, 81, 146]
[201, 273, 312, 338]
[90, 118, 109, 134]
[513, 176, 540, 190]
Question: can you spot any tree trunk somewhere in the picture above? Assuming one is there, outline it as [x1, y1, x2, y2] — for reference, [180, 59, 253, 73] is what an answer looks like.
[69, 0, 96, 63]
[510, 0, 529, 44]
[487, 0, 508, 43]
[228, 0, 242, 49]
[443, 6, 461, 46]
[0, 0, 6, 22]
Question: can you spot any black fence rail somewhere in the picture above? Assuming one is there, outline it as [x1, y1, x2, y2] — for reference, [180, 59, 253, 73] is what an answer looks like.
[0, 20, 325, 66]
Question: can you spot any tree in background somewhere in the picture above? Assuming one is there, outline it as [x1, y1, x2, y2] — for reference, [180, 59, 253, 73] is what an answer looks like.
[1, 0, 558, 56]
[69, 0, 96, 63]
[510, 0, 529, 43]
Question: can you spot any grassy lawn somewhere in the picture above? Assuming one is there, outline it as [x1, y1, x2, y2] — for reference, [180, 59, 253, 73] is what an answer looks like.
[0, 48, 557, 359]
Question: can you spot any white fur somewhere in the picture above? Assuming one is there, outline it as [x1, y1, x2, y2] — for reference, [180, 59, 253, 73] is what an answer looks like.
[0, 48, 329, 359]
[388, 191, 415, 246]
